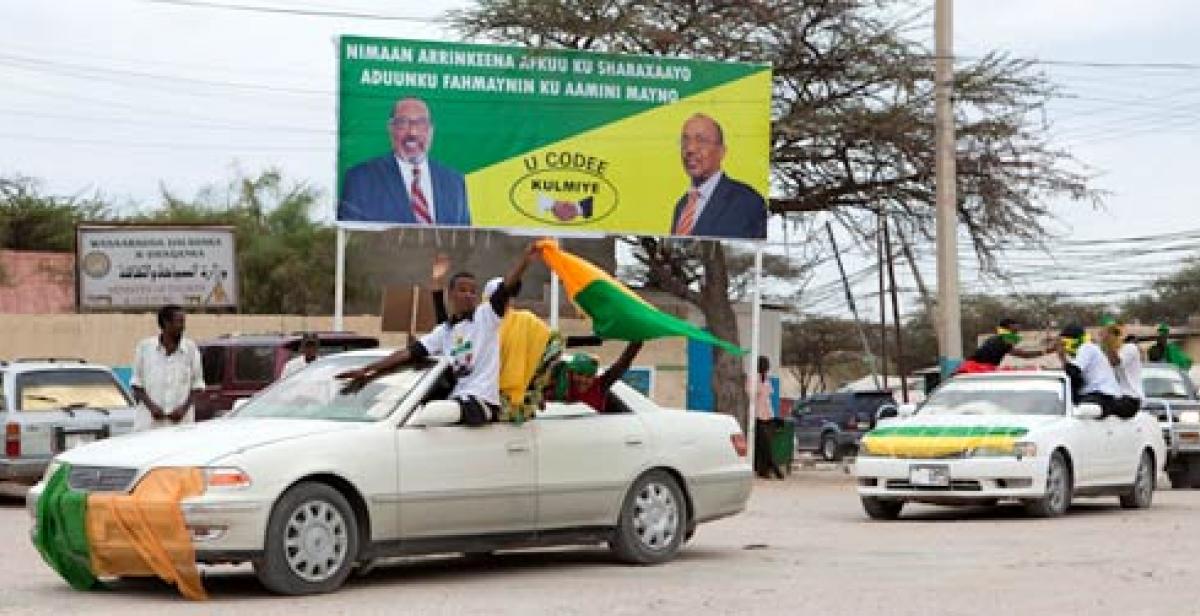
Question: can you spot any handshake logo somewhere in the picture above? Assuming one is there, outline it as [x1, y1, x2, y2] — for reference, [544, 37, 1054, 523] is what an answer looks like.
[537, 194, 595, 222]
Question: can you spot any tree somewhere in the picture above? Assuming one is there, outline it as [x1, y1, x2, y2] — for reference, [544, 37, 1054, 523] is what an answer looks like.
[1121, 259, 1200, 326]
[452, 0, 1101, 429]
[139, 169, 364, 315]
[781, 316, 867, 397]
[0, 175, 110, 252]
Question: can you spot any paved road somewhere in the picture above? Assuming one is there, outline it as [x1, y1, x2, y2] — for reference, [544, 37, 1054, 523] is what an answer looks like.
[2, 471, 1198, 615]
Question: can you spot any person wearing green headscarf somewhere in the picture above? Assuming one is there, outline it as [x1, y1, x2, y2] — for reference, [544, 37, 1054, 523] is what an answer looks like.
[1148, 323, 1193, 371]
[548, 342, 643, 412]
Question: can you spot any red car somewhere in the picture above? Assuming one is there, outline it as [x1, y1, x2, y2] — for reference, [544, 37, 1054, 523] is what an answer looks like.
[195, 332, 379, 420]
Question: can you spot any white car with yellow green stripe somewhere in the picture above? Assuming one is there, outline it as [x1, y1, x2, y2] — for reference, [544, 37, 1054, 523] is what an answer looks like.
[855, 372, 1165, 519]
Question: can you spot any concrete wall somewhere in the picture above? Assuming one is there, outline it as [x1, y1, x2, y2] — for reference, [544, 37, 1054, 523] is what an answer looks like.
[0, 312, 689, 409]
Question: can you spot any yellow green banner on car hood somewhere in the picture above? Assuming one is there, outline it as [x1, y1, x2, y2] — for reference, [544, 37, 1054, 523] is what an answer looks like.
[33, 464, 208, 600]
[861, 426, 1029, 458]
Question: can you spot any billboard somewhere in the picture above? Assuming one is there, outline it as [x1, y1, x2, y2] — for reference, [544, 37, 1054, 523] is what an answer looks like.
[76, 225, 238, 311]
[337, 36, 771, 241]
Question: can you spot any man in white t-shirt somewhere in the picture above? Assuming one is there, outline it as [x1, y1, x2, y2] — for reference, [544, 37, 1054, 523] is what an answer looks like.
[281, 333, 321, 379]
[130, 305, 206, 430]
[337, 244, 541, 425]
[1058, 323, 1122, 417]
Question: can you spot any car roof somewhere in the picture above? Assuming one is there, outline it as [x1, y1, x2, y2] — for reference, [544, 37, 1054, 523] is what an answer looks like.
[198, 332, 379, 346]
[0, 359, 116, 373]
[950, 370, 1067, 381]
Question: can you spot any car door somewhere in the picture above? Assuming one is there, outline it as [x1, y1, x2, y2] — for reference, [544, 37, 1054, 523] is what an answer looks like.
[794, 399, 827, 450]
[533, 400, 652, 530]
[1106, 414, 1144, 484]
[395, 419, 537, 539]
[1068, 403, 1113, 486]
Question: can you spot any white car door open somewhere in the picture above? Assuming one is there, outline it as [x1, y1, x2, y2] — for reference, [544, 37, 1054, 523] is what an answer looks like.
[395, 420, 537, 539]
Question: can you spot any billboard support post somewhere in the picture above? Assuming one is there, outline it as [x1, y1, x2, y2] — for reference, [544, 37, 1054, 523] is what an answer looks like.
[335, 226, 346, 331]
[746, 245, 763, 464]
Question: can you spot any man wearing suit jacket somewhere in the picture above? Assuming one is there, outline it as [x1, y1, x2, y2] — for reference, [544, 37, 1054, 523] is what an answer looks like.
[670, 114, 768, 240]
[339, 97, 471, 225]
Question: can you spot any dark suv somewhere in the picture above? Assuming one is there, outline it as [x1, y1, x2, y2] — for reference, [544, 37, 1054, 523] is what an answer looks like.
[792, 390, 898, 461]
[195, 333, 379, 420]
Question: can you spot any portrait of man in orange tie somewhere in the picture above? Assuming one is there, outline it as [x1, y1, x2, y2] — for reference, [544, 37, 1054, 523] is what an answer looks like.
[338, 97, 471, 225]
[670, 113, 767, 240]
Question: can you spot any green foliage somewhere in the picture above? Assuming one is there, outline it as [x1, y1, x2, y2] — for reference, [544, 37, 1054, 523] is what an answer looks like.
[0, 176, 110, 252]
[1121, 259, 1200, 326]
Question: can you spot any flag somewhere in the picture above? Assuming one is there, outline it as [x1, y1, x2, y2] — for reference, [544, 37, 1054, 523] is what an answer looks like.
[536, 240, 745, 355]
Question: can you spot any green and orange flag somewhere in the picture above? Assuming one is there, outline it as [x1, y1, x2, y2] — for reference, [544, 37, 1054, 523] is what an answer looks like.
[536, 240, 744, 355]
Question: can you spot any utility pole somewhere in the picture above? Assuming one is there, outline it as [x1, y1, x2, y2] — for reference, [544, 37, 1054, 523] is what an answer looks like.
[935, 0, 962, 375]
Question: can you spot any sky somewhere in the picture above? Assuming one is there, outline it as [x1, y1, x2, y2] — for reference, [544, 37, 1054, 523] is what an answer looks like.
[1, 0, 1198, 318]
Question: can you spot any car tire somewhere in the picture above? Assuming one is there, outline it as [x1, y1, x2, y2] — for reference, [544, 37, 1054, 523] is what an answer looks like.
[1168, 470, 1189, 489]
[819, 433, 842, 462]
[609, 470, 687, 565]
[1024, 451, 1072, 518]
[1119, 450, 1155, 509]
[1185, 462, 1200, 489]
[254, 482, 360, 595]
[861, 497, 903, 520]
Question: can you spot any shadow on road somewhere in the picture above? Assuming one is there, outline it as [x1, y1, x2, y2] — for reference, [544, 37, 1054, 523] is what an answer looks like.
[894, 501, 1144, 522]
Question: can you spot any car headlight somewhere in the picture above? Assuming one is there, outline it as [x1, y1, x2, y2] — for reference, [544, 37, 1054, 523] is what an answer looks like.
[1013, 442, 1037, 459]
[967, 445, 1016, 457]
[1179, 411, 1200, 424]
[203, 467, 252, 490]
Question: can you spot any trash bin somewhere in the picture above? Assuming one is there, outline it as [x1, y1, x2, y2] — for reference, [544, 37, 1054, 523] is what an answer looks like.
[769, 418, 795, 476]
[754, 418, 795, 478]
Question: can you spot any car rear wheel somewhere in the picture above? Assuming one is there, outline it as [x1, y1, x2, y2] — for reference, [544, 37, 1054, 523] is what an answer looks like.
[1024, 451, 1072, 518]
[610, 470, 687, 565]
[1120, 450, 1155, 509]
[819, 433, 842, 462]
[1168, 470, 1189, 489]
[861, 497, 903, 520]
[254, 482, 359, 595]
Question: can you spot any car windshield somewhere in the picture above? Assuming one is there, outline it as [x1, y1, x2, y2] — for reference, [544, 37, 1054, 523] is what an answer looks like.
[1142, 366, 1190, 399]
[16, 369, 132, 411]
[919, 377, 1065, 416]
[233, 355, 430, 422]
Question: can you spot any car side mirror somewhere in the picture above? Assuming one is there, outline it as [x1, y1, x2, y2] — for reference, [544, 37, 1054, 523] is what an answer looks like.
[1075, 402, 1103, 420]
[897, 403, 917, 418]
[876, 404, 898, 420]
[409, 400, 461, 427]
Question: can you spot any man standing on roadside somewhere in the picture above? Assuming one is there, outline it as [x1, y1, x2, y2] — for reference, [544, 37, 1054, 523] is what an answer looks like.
[130, 304, 205, 430]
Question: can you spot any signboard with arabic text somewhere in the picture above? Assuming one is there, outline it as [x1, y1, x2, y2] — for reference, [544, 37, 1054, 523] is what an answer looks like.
[76, 225, 238, 311]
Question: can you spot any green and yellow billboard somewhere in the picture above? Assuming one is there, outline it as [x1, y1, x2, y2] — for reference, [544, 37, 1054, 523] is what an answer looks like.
[337, 36, 771, 241]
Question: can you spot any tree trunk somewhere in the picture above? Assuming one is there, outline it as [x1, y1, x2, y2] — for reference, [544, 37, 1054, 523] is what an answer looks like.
[697, 243, 749, 431]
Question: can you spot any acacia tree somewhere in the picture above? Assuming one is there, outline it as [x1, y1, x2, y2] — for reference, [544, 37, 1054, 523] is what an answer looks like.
[453, 0, 1100, 428]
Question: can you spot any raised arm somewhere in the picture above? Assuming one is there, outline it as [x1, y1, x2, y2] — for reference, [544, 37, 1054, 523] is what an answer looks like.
[489, 242, 541, 316]
[599, 341, 644, 391]
[430, 253, 450, 325]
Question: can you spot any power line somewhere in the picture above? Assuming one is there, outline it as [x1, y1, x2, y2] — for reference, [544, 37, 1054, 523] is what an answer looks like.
[141, 0, 446, 23]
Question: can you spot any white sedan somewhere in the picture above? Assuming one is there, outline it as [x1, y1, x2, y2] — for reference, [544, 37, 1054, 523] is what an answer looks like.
[855, 372, 1165, 519]
[28, 350, 751, 595]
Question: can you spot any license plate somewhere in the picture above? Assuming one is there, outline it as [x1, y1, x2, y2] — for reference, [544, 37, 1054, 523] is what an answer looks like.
[909, 465, 950, 487]
[63, 433, 96, 450]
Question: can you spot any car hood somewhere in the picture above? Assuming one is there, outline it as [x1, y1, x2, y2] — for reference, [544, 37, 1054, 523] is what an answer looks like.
[55, 418, 362, 469]
[873, 413, 1063, 433]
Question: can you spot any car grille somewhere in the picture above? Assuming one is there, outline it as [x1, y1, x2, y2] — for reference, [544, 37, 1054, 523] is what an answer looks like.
[885, 479, 982, 492]
[67, 466, 138, 492]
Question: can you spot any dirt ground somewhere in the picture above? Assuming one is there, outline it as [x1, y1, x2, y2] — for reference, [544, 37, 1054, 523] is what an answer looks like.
[2, 468, 1197, 615]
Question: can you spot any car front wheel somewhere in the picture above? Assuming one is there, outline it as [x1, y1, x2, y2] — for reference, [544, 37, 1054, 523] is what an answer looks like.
[255, 482, 360, 595]
[610, 470, 687, 565]
[819, 433, 842, 462]
[1119, 450, 1155, 509]
[1024, 451, 1072, 518]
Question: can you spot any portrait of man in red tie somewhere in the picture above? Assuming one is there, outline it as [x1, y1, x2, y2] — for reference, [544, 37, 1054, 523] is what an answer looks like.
[338, 97, 471, 226]
[670, 113, 767, 240]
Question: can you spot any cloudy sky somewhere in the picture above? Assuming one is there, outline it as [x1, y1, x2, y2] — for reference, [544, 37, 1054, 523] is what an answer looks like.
[2, 0, 1197, 314]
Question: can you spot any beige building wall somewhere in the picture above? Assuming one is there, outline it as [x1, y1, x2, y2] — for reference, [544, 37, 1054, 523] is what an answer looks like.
[0, 312, 689, 409]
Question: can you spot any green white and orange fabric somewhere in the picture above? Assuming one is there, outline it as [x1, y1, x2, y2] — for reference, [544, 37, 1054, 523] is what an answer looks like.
[861, 426, 1030, 458]
[33, 464, 208, 601]
[535, 239, 744, 355]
